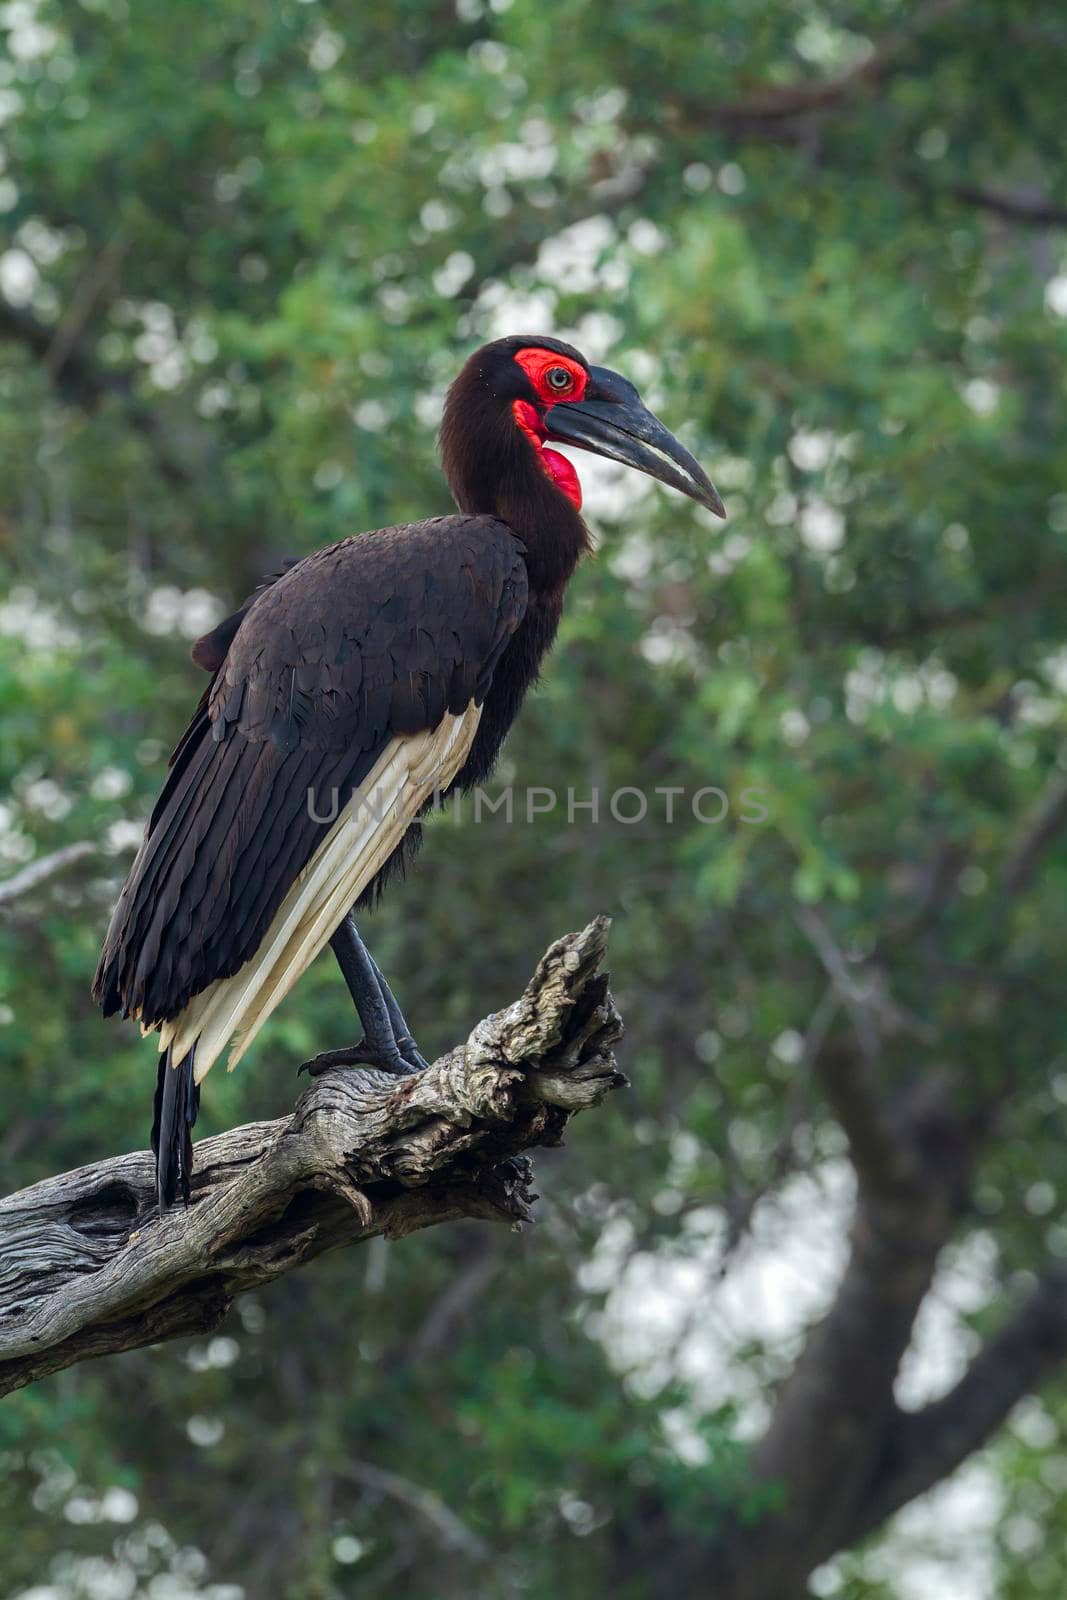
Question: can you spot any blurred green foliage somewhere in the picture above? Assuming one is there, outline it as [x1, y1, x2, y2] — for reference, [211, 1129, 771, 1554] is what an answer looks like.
[1, 0, 1066, 1596]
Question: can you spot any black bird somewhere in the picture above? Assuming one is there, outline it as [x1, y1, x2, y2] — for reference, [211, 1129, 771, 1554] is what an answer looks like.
[93, 335, 724, 1207]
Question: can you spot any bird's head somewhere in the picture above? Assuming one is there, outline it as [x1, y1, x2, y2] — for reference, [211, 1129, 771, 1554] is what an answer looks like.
[440, 334, 725, 521]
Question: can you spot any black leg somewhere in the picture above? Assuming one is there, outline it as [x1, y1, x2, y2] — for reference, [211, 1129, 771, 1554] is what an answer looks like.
[369, 954, 432, 1073]
[300, 914, 423, 1077]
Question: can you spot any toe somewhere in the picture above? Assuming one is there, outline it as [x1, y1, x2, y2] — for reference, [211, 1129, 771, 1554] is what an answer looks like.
[396, 1036, 431, 1073]
[298, 1042, 376, 1077]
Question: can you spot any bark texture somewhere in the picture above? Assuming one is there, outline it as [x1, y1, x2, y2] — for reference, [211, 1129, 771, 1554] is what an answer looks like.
[0, 918, 623, 1399]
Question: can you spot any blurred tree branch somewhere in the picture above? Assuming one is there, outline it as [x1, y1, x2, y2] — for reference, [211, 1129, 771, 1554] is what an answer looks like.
[699, 769, 1067, 1594]
[948, 184, 1067, 229]
[699, 1070, 981, 1599]
[0, 920, 623, 1400]
[664, 0, 1067, 233]
[857, 1268, 1067, 1538]
[0, 296, 214, 488]
[640, 755, 1067, 1597]
[403, 1234, 503, 1365]
[703, 0, 967, 126]
[998, 771, 1067, 900]
[43, 233, 128, 384]
[343, 1457, 491, 1562]
[0, 842, 99, 908]
[624, 758, 1067, 1598]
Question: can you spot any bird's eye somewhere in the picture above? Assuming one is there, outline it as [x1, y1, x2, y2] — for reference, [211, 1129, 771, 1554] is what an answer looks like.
[545, 366, 573, 392]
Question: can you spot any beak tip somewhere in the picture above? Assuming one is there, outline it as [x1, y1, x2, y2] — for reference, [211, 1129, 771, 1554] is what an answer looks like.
[695, 480, 726, 518]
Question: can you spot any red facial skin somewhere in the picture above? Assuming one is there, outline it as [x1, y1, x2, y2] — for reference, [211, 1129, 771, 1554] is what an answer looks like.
[511, 348, 588, 509]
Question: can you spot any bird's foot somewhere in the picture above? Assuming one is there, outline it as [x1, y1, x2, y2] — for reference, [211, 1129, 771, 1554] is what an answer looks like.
[298, 1037, 425, 1078]
[394, 1034, 432, 1073]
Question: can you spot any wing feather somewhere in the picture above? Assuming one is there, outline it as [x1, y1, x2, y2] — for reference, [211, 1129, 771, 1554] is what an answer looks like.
[94, 516, 528, 1071]
[163, 706, 480, 1079]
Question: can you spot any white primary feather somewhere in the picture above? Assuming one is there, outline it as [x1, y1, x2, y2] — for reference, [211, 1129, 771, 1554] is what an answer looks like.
[157, 705, 481, 1084]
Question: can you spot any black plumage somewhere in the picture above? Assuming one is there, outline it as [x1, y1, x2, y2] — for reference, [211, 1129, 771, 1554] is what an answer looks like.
[92, 334, 722, 1206]
[94, 517, 528, 1027]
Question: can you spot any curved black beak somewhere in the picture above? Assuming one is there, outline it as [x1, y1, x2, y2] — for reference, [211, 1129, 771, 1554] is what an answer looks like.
[543, 365, 725, 518]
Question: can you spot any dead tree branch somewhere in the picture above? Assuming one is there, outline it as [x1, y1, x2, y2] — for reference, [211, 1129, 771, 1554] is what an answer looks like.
[0, 919, 624, 1400]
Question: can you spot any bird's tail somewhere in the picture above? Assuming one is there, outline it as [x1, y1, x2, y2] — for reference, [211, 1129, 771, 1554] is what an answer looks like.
[152, 1041, 200, 1210]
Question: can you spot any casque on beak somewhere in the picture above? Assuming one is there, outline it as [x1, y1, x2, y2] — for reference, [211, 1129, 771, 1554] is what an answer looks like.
[543, 364, 726, 518]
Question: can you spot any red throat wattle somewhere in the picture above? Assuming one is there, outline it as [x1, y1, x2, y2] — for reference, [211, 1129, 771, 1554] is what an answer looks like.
[512, 400, 583, 509]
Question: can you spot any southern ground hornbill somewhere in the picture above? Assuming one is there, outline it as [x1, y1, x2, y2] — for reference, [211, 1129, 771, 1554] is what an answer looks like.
[93, 335, 724, 1207]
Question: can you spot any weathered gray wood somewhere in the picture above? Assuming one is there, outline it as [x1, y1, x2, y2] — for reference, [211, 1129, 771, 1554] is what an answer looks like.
[0, 918, 623, 1398]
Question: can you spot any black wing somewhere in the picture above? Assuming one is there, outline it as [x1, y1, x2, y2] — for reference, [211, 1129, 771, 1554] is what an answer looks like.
[93, 516, 527, 1026]
[189, 558, 301, 674]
